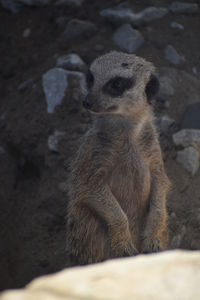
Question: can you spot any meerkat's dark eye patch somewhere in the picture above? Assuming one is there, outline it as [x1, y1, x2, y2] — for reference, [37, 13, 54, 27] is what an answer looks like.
[103, 76, 134, 97]
[145, 74, 159, 104]
[86, 70, 94, 89]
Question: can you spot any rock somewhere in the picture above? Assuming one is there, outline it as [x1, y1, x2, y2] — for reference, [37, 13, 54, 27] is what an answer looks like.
[55, 16, 70, 29]
[176, 146, 199, 175]
[169, 2, 199, 15]
[192, 67, 198, 76]
[18, 0, 50, 6]
[159, 115, 175, 133]
[59, 19, 97, 44]
[0, 146, 5, 155]
[23, 28, 31, 38]
[18, 78, 34, 92]
[173, 129, 200, 148]
[1, 0, 50, 12]
[0, 0, 24, 13]
[56, 53, 86, 72]
[55, 0, 84, 7]
[164, 45, 185, 65]
[134, 7, 168, 26]
[43, 68, 68, 114]
[181, 103, 200, 130]
[113, 24, 144, 53]
[171, 225, 186, 248]
[100, 5, 135, 26]
[48, 130, 65, 152]
[158, 75, 175, 100]
[159, 67, 200, 120]
[170, 21, 184, 30]
[100, 5, 168, 27]
[42, 68, 86, 113]
[1, 251, 200, 300]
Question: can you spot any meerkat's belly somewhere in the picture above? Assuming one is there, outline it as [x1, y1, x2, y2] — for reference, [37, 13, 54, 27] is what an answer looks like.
[108, 150, 151, 241]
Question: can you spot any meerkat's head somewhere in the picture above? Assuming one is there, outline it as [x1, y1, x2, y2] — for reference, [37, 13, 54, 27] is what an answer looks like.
[83, 51, 159, 116]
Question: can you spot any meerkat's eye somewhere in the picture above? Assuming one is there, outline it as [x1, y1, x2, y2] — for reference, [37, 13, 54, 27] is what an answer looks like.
[86, 70, 94, 89]
[103, 76, 134, 97]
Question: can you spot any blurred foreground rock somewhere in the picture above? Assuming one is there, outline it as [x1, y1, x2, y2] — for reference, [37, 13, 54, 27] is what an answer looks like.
[1, 251, 200, 300]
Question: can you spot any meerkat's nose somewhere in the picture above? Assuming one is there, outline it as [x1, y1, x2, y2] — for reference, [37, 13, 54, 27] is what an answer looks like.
[83, 95, 93, 109]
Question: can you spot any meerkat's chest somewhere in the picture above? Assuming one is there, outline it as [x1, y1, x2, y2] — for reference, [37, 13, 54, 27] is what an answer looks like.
[108, 143, 151, 213]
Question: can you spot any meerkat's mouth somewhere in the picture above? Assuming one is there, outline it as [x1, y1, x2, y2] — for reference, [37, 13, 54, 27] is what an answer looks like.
[88, 105, 118, 115]
[105, 105, 118, 112]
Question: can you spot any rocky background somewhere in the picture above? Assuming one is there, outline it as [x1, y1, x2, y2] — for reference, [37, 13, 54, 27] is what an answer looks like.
[0, 0, 200, 292]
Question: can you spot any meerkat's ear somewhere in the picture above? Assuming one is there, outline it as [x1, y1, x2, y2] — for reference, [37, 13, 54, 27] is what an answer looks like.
[145, 74, 159, 104]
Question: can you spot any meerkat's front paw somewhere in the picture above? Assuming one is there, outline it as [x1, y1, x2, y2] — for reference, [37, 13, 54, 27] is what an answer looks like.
[122, 240, 139, 257]
[141, 237, 163, 253]
[111, 232, 138, 258]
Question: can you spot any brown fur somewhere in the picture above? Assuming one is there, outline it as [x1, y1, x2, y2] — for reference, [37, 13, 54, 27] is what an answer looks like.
[66, 52, 170, 265]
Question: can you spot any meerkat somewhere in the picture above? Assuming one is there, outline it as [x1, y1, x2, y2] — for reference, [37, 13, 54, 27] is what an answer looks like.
[66, 51, 170, 265]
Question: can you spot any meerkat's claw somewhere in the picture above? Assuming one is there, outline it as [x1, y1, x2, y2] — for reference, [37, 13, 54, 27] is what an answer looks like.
[142, 237, 162, 253]
[123, 245, 139, 257]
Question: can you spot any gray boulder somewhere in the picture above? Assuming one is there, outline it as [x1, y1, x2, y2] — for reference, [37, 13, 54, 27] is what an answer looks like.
[173, 129, 200, 149]
[170, 21, 184, 30]
[159, 115, 175, 134]
[48, 130, 65, 152]
[0, 0, 24, 13]
[158, 67, 200, 120]
[18, 0, 50, 5]
[100, 6, 168, 27]
[158, 75, 175, 100]
[42, 68, 86, 114]
[0, 0, 50, 12]
[181, 102, 200, 129]
[134, 7, 168, 26]
[60, 19, 97, 44]
[56, 53, 86, 72]
[55, 0, 84, 7]
[169, 2, 199, 14]
[176, 147, 199, 175]
[113, 24, 144, 53]
[164, 45, 185, 65]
